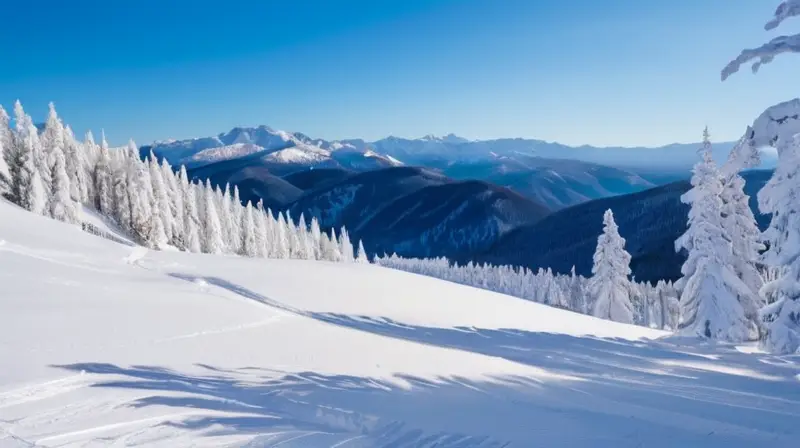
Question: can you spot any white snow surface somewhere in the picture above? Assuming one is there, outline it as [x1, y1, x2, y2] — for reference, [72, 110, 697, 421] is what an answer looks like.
[1, 200, 799, 447]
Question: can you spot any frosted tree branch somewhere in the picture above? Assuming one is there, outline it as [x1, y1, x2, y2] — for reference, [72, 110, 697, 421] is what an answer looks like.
[766, 0, 800, 30]
[721, 34, 800, 81]
[721, 1, 800, 81]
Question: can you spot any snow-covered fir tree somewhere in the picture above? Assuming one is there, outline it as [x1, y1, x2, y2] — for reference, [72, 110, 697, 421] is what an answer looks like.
[587, 209, 634, 324]
[756, 134, 800, 353]
[63, 125, 89, 204]
[356, 240, 369, 264]
[241, 202, 258, 257]
[675, 137, 752, 341]
[179, 168, 201, 253]
[45, 133, 78, 224]
[201, 179, 225, 255]
[1, 108, 36, 210]
[13, 101, 46, 214]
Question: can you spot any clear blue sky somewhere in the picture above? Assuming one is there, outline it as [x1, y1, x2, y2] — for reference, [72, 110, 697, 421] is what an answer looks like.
[1, 0, 798, 147]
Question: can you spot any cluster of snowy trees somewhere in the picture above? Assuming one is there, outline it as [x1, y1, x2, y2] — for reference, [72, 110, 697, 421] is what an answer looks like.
[0, 101, 369, 263]
[712, 0, 800, 354]
[375, 253, 682, 330]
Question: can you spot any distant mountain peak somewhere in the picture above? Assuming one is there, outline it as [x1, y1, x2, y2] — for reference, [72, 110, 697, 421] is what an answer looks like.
[419, 133, 469, 144]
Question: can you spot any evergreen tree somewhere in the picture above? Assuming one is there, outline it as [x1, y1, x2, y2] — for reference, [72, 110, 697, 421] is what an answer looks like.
[162, 159, 185, 248]
[14, 101, 46, 214]
[94, 132, 114, 216]
[46, 138, 78, 224]
[356, 240, 369, 263]
[757, 133, 800, 354]
[275, 212, 290, 259]
[112, 149, 133, 231]
[719, 131, 765, 336]
[241, 202, 258, 257]
[338, 226, 355, 262]
[179, 168, 201, 253]
[254, 204, 268, 257]
[675, 139, 751, 341]
[202, 179, 225, 254]
[148, 152, 173, 245]
[63, 126, 88, 204]
[1, 111, 36, 210]
[588, 209, 634, 324]
[83, 131, 99, 207]
[309, 217, 322, 260]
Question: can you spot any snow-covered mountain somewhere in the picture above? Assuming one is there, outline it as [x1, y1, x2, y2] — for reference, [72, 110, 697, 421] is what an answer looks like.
[145, 125, 778, 176]
[142, 125, 403, 173]
[2, 193, 799, 447]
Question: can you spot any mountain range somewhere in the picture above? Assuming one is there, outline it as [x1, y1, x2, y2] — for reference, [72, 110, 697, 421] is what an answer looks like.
[142, 125, 775, 283]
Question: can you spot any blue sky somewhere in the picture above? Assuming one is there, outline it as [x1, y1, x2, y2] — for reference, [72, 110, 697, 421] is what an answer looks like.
[1, 0, 798, 147]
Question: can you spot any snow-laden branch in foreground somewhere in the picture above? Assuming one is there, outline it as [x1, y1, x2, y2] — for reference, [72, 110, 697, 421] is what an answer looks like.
[722, 1, 800, 80]
[721, 34, 800, 81]
[766, 0, 800, 30]
[745, 98, 800, 153]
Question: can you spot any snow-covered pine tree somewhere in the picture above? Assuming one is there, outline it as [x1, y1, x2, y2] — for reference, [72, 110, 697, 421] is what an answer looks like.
[241, 201, 258, 257]
[82, 131, 99, 207]
[14, 101, 46, 214]
[356, 240, 369, 264]
[675, 137, 752, 341]
[148, 152, 173, 245]
[253, 203, 268, 258]
[295, 213, 312, 260]
[756, 133, 800, 354]
[338, 226, 355, 262]
[63, 125, 88, 204]
[718, 135, 766, 335]
[323, 229, 343, 262]
[201, 179, 225, 254]
[45, 132, 78, 224]
[309, 216, 322, 260]
[161, 159, 185, 249]
[111, 148, 133, 231]
[285, 211, 302, 258]
[1, 109, 36, 210]
[588, 209, 634, 324]
[218, 183, 233, 252]
[94, 132, 114, 216]
[178, 167, 201, 253]
[274, 212, 290, 259]
[229, 185, 243, 255]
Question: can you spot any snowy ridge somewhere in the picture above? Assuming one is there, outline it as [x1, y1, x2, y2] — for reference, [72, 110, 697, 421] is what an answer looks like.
[1, 198, 799, 447]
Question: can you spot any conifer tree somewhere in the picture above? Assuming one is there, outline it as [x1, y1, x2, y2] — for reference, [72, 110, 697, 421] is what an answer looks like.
[757, 133, 800, 353]
[63, 125, 88, 204]
[675, 136, 751, 341]
[241, 202, 258, 257]
[94, 132, 114, 216]
[46, 139, 78, 224]
[356, 240, 369, 263]
[202, 179, 225, 254]
[14, 101, 46, 214]
[179, 168, 201, 253]
[1, 108, 35, 210]
[588, 209, 634, 324]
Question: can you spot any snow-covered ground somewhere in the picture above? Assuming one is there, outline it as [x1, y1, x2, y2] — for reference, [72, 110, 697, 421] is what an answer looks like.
[0, 199, 798, 447]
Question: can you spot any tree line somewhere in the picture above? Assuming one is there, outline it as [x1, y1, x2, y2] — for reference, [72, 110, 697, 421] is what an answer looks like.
[0, 102, 369, 263]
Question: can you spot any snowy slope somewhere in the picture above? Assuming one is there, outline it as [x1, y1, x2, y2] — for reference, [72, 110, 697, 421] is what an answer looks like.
[1, 200, 799, 447]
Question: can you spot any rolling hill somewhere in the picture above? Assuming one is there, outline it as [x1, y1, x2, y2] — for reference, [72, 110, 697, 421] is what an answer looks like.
[1, 191, 797, 447]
